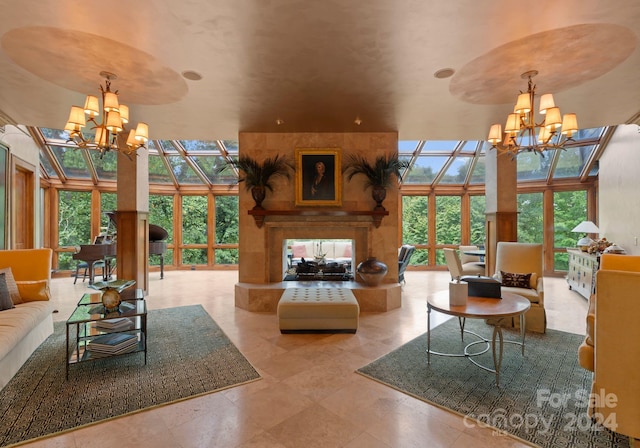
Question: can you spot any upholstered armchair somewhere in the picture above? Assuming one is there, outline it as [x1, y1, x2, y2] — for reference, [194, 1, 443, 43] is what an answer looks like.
[459, 245, 485, 276]
[492, 242, 546, 333]
[579, 254, 640, 442]
[444, 247, 484, 279]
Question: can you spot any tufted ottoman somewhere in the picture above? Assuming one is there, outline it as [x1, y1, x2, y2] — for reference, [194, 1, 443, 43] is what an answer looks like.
[277, 288, 359, 333]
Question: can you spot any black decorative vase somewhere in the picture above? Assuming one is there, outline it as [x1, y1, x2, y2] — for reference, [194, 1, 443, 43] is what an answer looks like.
[371, 186, 387, 211]
[356, 257, 388, 286]
[251, 186, 266, 210]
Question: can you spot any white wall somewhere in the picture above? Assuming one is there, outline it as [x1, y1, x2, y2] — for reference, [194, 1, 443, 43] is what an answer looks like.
[0, 125, 42, 247]
[598, 124, 640, 255]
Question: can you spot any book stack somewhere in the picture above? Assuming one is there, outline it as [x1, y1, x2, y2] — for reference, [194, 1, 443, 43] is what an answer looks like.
[87, 333, 139, 358]
[94, 317, 134, 332]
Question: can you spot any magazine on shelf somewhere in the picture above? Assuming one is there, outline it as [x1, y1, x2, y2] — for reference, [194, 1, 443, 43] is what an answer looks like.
[94, 317, 134, 331]
[89, 343, 139, 358]
[87, 333, 138, 352]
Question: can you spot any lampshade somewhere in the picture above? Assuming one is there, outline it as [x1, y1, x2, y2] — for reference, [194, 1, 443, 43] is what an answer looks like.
[103, 91, 120, 113]
[504, 113, 520, 134]
[67, 106, 86, 127]
[83, 95, 100, 117]
[545, 107, 562, 129]
[488, 124, 502, 144]
[105, 111, 123, 133]
[119, 104, 129, 124]
[514, 93, 531, 114]
[561, 113, 578, 137]
[538, 94, 555, 114]
[571, 221, 600, 234]
[134, 122, 149, 142]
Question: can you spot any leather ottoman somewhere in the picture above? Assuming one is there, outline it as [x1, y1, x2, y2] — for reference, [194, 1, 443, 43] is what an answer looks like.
[277, 288, 359, 333]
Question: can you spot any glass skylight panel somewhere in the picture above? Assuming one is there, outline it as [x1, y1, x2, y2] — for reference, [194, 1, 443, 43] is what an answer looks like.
[571, 127, 605, 142]
[469, 157, 486, 184]
[40, 128, 69, 141]
[402, 156, 448, 184]
[148, 155, 173, 184]
[51, 146, 91, 179]
[39, 151, 56, 177]
[459, 141, 480, 153]
[221, 140, 239, 154]
[554, 145, 594, 179]
[90, 151, 117, 181]
[398, 140, 420, 154]
[166, 155, 203, 184]
[191, 155, 235, 184]
[422, 141, 458, 153]
[516, 151, 552, 181]
[439, 156, 472, 184]
[156, 140, 178, 153]
[179, 140, 218, 153]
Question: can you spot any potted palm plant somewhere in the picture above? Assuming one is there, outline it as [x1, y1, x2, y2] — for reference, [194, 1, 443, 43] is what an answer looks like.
[222, 154, 294, 209]
[343, 154, 410, 211]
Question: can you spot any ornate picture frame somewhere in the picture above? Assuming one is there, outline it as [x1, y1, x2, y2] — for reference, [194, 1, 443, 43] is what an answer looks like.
[295, 148, 342, 207]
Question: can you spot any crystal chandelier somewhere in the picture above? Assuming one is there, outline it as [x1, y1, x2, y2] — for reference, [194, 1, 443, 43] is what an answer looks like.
[487, 70, 578, 157]
[64, 71, 149, 157]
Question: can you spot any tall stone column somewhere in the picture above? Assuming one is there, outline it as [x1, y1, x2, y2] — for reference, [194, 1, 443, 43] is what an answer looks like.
[484, 148, 518, 275]
[116, 149, 149, 292]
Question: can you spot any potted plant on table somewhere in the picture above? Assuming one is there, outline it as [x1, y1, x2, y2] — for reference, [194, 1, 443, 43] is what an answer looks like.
[221, 154, 294, 209]
[343, 154, 410, 211]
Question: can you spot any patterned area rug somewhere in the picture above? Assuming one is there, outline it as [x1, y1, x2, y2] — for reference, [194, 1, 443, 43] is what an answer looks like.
[0, 305, 260, 447]
[357, 318, 630, 448]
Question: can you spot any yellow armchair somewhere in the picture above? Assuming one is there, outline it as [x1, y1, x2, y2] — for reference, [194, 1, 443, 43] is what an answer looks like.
[584, 254, 640, 441]
[0, 248, 52, 301]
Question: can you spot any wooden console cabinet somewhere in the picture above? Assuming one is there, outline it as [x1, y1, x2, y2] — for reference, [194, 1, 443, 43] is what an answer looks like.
[566, 248, 599, 299]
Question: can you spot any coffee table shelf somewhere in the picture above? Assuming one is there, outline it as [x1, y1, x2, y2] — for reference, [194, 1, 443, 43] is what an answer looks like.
[66, 290, 147, 379]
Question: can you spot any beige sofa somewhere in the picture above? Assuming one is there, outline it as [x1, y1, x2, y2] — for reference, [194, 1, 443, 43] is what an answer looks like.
[0, 249, 54, 389]
[579, 254, 640, 442]
[290, 240, 353, 264]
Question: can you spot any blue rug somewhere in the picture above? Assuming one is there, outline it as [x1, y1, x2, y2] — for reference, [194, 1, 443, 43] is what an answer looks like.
[0, 305, 260, 447]
[357, 318, 629, 448]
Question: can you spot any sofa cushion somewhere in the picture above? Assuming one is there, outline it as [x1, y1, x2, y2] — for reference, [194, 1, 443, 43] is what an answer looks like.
[0, 301, 53, 360]
[0, 268, 22, 305]
[16, 280, 51, 302]
[291, 244, 307, 258]
[0, 274, 15, 311]
[499, 285, 540, 304]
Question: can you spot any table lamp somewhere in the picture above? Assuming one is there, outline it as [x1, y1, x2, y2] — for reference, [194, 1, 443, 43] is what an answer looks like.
[571, 221, 600, 252]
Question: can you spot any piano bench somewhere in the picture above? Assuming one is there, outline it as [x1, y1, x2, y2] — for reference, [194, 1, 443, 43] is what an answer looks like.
[73, 260, 105, 284]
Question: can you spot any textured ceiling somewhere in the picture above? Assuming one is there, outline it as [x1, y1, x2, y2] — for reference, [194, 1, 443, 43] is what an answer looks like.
[0, 0, 639, 141]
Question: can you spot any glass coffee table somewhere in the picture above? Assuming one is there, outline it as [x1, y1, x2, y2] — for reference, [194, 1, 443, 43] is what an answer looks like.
[66, 288, 147, 379]
[426, 290, 530, 387]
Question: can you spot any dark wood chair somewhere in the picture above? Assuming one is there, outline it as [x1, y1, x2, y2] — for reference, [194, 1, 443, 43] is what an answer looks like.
[398, 245, 415, 284]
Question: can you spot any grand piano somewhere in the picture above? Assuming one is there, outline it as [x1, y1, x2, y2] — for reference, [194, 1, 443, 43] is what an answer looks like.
[73, 213, 169, 284]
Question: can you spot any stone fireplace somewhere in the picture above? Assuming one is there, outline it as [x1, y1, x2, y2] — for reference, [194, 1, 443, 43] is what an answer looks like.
[234, 131, 402, 313]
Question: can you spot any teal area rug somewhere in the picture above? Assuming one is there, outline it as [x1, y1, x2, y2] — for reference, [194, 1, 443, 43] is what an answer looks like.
[357, 318, 629, 448]
[0, 305, 260, 447]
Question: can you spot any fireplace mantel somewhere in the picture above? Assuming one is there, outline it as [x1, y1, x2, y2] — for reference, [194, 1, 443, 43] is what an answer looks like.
[248, 209, 389, 228]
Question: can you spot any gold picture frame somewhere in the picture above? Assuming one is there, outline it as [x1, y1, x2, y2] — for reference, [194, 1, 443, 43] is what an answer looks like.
[295, 148, 342, 207]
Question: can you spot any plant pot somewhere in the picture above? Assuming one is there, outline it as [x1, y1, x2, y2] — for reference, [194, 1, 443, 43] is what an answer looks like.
[251, 186, 266, 209]
[371, 185, 387, 211]
[356, 257, 388, 286]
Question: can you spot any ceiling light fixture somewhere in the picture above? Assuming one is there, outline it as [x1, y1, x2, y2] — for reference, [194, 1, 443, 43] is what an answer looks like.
[64, 71, 149, 158]
[487, 70, 578, 157]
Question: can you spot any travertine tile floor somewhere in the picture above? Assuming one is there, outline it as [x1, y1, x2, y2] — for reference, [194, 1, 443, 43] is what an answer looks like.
[21, 270, 587, 448]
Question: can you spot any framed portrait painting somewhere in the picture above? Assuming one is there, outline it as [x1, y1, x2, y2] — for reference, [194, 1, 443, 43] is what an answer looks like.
[295, 148, 342, 207]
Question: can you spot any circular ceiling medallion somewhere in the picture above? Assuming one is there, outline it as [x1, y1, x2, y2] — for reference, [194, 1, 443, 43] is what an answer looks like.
[1, 26, 188, 105]
[450, 24, 637, 105]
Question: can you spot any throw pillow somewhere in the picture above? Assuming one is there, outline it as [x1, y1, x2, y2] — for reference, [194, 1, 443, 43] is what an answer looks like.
[16, 280, 51, 302]
[0, 267, 22, 304]
[500, 271, 532, 289]
[0, 273, 15, 311]
[292, 244, 307, 258]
